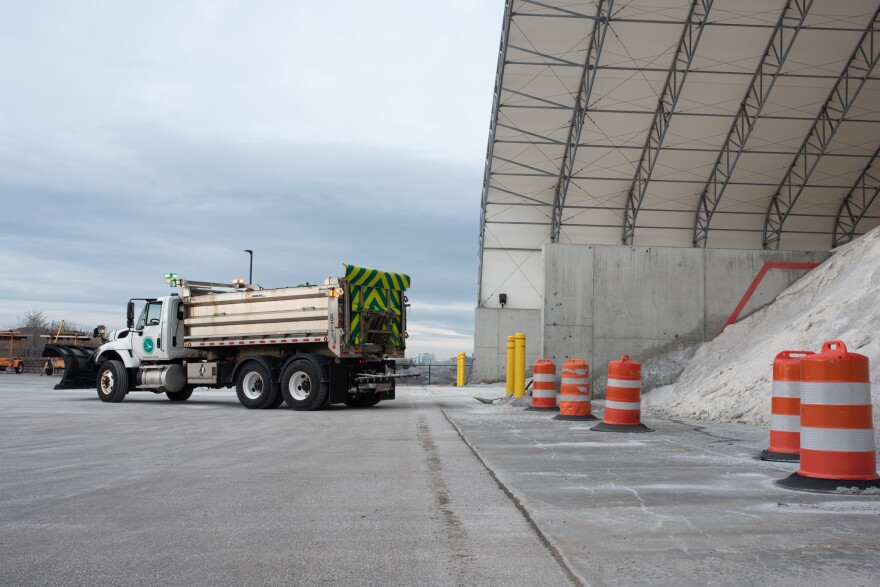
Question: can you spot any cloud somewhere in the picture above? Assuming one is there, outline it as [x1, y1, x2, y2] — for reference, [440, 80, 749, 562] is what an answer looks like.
[0, 0, 505, 354]
[0, 133, 480, 352]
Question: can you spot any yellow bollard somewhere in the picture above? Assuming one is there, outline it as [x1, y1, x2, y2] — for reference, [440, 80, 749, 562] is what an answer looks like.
[505, 335, 515, 396]
[514, 332, 526, 398]
[456, 352, 466, 387]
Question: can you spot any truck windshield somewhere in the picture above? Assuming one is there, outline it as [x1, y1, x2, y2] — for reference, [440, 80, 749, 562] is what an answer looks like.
[136, 301, 163, 330]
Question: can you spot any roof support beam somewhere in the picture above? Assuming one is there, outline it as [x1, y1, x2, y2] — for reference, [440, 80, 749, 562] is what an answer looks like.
[500, 104, 880, 123]
[504, 62, 870, 81]
[494, 139, 874, 159]
[763, 5, 880, 249]
[549, 0, 614, 243]
[692, 0, 812, 248]
[510, 13, 864, 33]
[513, 0, 600, 20]
[478, 0, 514, 304]
[832, 142, 880, 247]
[622, 0, 713, 245]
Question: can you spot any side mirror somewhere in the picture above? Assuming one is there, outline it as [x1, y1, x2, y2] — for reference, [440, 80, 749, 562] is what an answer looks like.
[127, 301, 135, 329]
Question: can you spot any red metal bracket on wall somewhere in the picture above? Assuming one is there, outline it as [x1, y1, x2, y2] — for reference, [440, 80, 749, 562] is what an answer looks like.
[722, 262, 820, 332]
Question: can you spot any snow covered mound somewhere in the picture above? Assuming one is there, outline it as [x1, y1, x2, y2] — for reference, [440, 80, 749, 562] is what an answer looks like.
[645, 226, 880, 430]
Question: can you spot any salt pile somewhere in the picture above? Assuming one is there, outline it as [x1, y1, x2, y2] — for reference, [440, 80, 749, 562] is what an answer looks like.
[644, 225, 880, 438]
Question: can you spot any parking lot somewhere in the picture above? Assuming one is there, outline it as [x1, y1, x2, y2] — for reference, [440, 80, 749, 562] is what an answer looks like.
[1, 375, 878, 586]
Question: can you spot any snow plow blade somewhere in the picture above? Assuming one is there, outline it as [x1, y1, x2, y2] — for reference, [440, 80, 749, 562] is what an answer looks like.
[42, 345, 97, 390]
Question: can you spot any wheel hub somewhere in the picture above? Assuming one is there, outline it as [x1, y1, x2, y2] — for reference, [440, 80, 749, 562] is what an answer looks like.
[242, 371, 264, 400]
[288, 371, 312, 401]
[100, 371, 114, 395]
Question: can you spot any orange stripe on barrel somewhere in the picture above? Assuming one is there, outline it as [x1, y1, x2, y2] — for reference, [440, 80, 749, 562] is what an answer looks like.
[801, 404, 873, 429]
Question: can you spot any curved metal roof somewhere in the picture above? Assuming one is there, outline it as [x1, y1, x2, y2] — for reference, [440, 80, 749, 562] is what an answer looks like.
[478, 0, 880, 304]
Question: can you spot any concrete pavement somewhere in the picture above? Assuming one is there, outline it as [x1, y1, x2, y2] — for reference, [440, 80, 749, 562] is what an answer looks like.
[436, 385, 880, 587]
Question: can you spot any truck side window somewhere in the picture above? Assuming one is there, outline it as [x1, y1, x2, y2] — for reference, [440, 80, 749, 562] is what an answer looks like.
[137, 301, 163, 329]
[146, 302, 163, 326]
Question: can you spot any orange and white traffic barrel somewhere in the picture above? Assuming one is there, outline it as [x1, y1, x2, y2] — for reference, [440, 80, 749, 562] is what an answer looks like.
[553, 358, 597, 421]
[761, 350, 814, 462]
[592, 355, 652, 433]
[526, 359, 558, 411]
[777, 340, 879, 493]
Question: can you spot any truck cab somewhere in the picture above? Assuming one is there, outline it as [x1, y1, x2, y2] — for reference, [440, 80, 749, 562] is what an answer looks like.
[97, 296, 197, 367]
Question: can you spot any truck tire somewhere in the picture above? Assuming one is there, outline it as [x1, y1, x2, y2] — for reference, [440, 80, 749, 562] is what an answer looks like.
[96, 360, 128, 403]
[15, 363, 24, 374]
[166, 387, 194, 402]
[344, 392, 380, 408]
[280, 360, 327, 411]
[269, 393, 285, 409]
[235, 362, 279, 409]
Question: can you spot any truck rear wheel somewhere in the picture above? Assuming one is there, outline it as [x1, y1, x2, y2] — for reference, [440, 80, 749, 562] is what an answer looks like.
[97, 360, 128, 403]
[281, 360, 327, 411]
[235, 362, 280, 409]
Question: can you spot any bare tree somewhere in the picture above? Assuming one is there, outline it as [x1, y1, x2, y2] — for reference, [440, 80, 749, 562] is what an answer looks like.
[9, 312, 89, 358]
[14, 310, 49, 359]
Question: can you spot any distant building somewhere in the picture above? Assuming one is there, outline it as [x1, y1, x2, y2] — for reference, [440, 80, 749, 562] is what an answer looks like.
[416, 353, 435, 365]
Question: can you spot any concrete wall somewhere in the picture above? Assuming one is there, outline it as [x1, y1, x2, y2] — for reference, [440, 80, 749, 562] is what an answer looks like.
[473, 308, 541, 383]
[541, 245, 831, 396]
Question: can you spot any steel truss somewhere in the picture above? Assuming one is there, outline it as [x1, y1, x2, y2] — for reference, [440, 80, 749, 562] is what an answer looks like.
[479, 1, 880, 309]
[622, 0, 712, 245]
[477, 0, 514, 303]
[832, 142, 880, 247]
[693, 0, 812, 248]
[549, 0, 614, 243]
[763, 5, 880, 249]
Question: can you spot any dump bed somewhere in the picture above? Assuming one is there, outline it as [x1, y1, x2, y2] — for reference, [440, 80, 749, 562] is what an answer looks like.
[182, 281, 338, 346]
[178, 265, 410, 357]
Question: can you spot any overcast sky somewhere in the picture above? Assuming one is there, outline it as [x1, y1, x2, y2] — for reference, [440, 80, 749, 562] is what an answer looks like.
[0, 1, 504, 358]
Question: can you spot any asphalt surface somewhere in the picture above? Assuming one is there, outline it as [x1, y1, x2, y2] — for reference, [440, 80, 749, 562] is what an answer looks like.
[0, 376, 571, 586]
[3, 376, 879, 586]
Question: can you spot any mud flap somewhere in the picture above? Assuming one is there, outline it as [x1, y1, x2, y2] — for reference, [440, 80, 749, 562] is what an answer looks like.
[42, 345, 97, 389]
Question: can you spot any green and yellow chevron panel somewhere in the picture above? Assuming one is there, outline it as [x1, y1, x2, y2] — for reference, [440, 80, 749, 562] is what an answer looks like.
[345, 265, 409, 348]
[344, 264, 411, 291]
[350, 312, 362, 345]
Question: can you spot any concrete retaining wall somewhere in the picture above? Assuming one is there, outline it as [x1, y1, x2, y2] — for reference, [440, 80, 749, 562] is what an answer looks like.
[474, 244, 830, 388]
[542, 245, 830, 396]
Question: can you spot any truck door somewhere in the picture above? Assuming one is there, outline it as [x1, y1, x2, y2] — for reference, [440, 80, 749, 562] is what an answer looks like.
[166, 298, 190, 359]
[131, 300, 165, 362]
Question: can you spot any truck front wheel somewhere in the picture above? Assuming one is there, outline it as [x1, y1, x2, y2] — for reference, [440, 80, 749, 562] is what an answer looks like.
[97, 360, 128, 403]
[235, 362, 279, 409]
[281, 361, 327, 411]
[15, 363, 24, 374]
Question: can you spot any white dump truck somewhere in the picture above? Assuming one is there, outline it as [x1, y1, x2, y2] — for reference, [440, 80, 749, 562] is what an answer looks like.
[44, 265, 411, 410]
